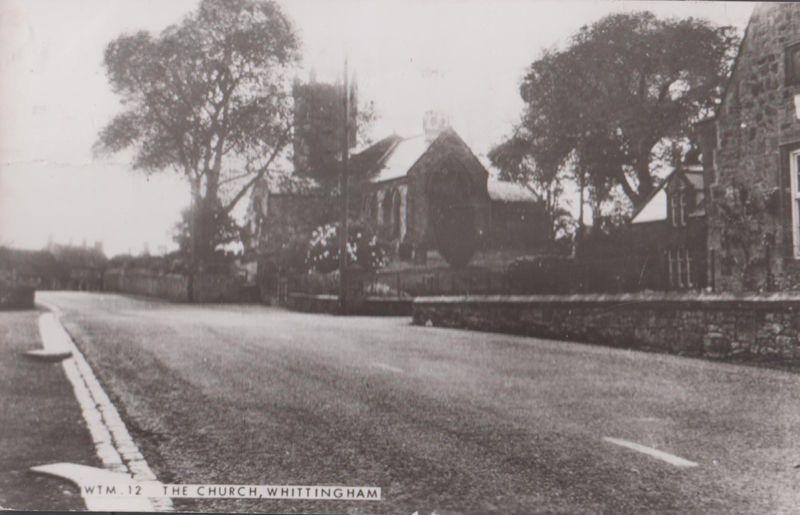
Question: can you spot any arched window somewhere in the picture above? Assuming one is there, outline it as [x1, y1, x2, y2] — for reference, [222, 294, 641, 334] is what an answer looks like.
[392, 190, 402, 238]
[382, 189, 394, 229]
[363, 192, 378, 221]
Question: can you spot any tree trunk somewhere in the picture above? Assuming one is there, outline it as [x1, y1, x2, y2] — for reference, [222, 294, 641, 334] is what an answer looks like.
[188, 177, 201, 303]
[578, 175, 585, 237]
[633, 154, 654, 202]
[194, 197, 217, 264]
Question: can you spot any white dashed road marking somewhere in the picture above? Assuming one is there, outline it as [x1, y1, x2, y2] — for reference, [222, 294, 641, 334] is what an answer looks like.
[603, 437, 699, 468]
[372, 362, 404, 374]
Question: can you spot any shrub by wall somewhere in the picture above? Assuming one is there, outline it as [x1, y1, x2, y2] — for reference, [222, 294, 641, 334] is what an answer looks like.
[413, 292, 800, 362]
[0, 285, 35, 309]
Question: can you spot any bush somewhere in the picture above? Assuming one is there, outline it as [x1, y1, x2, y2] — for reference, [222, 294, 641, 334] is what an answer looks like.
[505, 255, 576, 293]
[398, 239, 413, 261]
[307, 222, 388, 273]
[433, 206, 478, 268]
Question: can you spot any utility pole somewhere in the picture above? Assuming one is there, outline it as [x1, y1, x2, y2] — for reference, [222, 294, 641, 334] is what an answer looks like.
[338, 57, 350, 313]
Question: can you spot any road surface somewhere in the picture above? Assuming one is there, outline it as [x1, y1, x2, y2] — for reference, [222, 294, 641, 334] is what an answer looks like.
[39, 291, 800, 513]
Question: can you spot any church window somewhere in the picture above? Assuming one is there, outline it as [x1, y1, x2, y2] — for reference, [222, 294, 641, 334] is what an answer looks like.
[382, 190, 393, 229]
[392, 190, 402, 239]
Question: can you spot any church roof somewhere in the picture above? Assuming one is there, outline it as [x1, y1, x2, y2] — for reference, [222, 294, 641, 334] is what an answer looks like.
[351, 133, 434, 184]
[354, 127, 487, 185]
[369, 135, 431, 183]
[487, 179, 539, 202]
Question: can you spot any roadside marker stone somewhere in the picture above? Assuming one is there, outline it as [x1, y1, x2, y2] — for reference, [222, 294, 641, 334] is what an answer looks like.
[22, 349, 72, 362]
[22, 313, 74, 362]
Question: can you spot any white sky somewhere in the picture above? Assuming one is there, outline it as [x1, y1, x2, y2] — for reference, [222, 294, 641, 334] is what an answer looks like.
[0, 0, 754, 256]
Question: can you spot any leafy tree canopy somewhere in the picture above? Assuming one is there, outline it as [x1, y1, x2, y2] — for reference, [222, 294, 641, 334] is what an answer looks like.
[95, 0, 300, 263]
[495, 12, 738, 209]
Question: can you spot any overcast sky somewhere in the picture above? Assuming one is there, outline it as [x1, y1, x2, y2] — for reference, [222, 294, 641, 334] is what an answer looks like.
[0, 0, 755, 256]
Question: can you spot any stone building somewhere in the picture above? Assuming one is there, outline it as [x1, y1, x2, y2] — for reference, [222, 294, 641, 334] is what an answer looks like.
[246, 174, 331, 266]
[629, 162, 707, 290]
[701, 2, 800, 292]
[354, 111, 548, 263]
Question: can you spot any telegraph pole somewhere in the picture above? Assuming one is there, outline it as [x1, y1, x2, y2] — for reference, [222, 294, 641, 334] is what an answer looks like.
[338, 57, 350, 313]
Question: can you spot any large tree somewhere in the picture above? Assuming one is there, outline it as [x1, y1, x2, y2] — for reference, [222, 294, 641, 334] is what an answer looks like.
[94, 0, 300, 265]
[495, 12, 738, 210]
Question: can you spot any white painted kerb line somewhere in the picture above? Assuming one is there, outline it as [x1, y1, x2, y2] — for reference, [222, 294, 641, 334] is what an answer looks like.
[34, 302, 174, 511]
[603, 437, 699, 468]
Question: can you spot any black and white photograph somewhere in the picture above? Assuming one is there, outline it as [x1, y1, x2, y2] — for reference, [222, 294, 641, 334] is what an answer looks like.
[1, 0, 798, 513]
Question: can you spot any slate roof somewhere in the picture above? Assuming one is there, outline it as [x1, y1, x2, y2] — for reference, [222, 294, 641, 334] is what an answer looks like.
[631, 167, 705, 224]
[370, 135, 431, 183]
[349, 134, 432, 184]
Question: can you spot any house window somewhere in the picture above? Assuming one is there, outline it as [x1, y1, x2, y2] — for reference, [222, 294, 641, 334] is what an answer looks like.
[790, 150, 800, 258]
[679, 192, 687, 226]
[668, 250, 684, 289]
[670, 187, 688, 228]
[786, 43, 800, 86]
[667, 248, 692, 289]
[684, 248, 693, 288]
[667, 250, 675, 288]
[670, 196, 678, 227]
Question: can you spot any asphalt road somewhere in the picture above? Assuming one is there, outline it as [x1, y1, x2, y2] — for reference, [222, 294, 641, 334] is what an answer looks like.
[40, 291, 800, 513]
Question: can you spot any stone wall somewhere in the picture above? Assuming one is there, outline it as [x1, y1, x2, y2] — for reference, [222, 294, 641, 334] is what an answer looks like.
[413, 293, 800, 361]
[709, 3, 800, 292]
[103, 269, 249, 303]
[103, 270, 189, 302]
[288, 293, 412, 316]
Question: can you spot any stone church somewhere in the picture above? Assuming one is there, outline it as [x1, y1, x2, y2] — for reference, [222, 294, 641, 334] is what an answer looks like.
[246, 104, 548, 272]
[353, 111, 548, 264]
